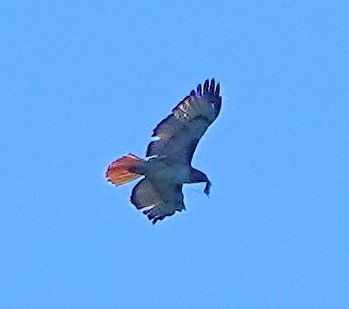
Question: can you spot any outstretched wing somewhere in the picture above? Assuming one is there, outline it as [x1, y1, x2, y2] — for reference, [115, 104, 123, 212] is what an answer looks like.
[146, 79, 222, 164]
[131, 178, 185, 224]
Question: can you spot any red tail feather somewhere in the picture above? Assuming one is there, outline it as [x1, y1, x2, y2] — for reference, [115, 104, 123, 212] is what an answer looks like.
[106, 154, 143, 186]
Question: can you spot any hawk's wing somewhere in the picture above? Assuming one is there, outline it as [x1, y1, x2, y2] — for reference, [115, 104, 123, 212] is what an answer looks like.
[131, 178, 185, 224]
[146, 79, 222, 165]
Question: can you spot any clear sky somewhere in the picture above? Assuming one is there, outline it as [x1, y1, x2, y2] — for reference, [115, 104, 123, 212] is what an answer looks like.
[1, 1, 349, 308]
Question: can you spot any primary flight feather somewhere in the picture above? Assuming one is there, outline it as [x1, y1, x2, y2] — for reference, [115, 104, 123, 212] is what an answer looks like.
[106, 79, 222, 224]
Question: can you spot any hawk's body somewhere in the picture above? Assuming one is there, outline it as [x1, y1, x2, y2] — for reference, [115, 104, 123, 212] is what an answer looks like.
[106, 79, 222, 224]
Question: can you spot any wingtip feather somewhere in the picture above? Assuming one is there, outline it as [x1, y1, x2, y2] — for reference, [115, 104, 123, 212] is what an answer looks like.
[215, 83, 220, 96]
[203, 79, 209, 94]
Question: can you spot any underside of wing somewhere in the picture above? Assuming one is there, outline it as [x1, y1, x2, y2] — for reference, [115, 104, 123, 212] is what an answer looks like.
[146, 79, 222, 164]
[131, 178, 185, 224]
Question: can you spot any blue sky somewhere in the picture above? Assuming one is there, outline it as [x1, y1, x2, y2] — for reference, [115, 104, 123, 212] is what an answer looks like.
[1, 1, 349, 308]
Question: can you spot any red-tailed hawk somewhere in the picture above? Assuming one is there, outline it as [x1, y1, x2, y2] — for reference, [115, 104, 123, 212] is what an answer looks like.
[106, 79, 222, 224]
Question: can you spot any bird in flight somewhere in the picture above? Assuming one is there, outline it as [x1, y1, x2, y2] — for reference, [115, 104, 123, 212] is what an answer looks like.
[106, 79, 222, 224]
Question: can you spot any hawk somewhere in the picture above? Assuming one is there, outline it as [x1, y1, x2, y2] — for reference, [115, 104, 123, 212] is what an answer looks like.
[106, 79, 222, 224]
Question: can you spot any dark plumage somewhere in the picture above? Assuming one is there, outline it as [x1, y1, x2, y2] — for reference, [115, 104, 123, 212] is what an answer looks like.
[106, 79, 222, 224]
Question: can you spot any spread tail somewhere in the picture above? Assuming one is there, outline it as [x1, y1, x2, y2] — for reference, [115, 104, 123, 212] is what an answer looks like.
[106, 153, 144, 186]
